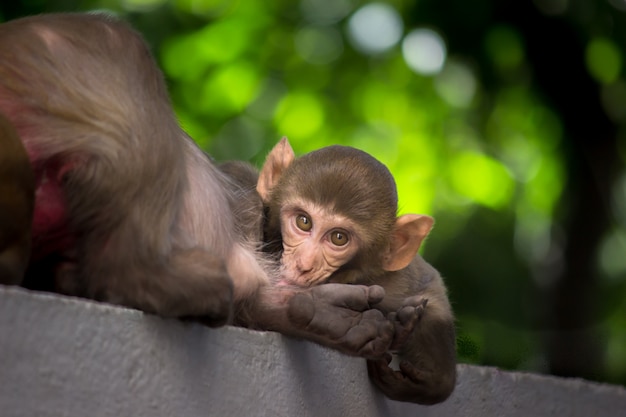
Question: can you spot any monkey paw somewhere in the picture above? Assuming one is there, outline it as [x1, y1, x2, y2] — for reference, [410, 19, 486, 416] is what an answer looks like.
[387, 297, 428, 351]
[287, 284, 394, 359]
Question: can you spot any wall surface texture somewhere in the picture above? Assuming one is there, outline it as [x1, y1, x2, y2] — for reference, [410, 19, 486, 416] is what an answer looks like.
[1, 285, 625, 417]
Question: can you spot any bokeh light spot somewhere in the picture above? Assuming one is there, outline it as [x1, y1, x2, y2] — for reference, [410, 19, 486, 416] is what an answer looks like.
[173, 0, 237, 17]
[586, 37, 622, 85]
[435, 60, 477, 107]
[122, 0, 166, 12]
[346, 3, 404, 55]
[598, 228, 626, 283]
[199, 62, 261, 116]
[210, 117, 265, 160]
[484, 25, 524, 71]
[275, 92, 325, 139]
[449, 152, 515, 209]
[402, 28, 446, 75]
[300, 0, 355, 24]
[601, 80, 626, 122]
[161, 20, 250, 81]
[533, 0, 569, 15]
[295, 26, 344, 65]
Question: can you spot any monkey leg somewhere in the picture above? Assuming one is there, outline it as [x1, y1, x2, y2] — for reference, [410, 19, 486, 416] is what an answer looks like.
[0, 112, 34, 285]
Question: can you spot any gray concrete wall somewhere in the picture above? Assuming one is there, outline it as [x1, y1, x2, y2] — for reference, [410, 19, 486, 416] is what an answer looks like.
[1, 285, 625, 417]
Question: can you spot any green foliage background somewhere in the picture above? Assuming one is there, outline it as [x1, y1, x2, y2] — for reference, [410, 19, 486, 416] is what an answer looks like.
[4, 0, 626, 386]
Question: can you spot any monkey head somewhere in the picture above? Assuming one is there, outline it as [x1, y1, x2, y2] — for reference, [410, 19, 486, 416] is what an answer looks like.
[257, 138, 434, 287]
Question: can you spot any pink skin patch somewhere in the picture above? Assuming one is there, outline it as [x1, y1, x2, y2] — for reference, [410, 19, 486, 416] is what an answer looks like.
[29, 156, 75, 260]
[0, 94, 76, 260]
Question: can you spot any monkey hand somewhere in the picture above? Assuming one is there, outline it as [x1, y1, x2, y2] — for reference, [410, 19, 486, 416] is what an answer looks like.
[287, 284, 394, 359]
[387, 297, 428, 351]
[367, 296, 456, 405]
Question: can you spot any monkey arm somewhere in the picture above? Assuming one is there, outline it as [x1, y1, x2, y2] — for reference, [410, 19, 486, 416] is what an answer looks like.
[236, 283, 395, 359]
[367, 257, 457, 404]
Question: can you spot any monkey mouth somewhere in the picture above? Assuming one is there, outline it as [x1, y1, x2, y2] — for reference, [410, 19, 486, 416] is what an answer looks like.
[278, 261, 332, 287]
[277, 272, 327, 288]
[275, 275, 308, 287]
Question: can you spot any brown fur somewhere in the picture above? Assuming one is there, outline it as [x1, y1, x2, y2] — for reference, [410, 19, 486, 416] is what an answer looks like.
[0, 13, 265, 321]
[258, 139, 457, 404]
[0, 13, 396, 358]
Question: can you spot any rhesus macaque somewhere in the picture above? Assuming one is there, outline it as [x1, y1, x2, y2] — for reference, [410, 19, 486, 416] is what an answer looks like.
[0, 13, 395, 358]
[256, 138, 457, 404]
[0, 112, 35, 285]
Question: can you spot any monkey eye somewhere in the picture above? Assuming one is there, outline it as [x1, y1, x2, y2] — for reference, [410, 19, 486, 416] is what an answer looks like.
[295, 214, 313, 231]
[330, 230, 349, 246]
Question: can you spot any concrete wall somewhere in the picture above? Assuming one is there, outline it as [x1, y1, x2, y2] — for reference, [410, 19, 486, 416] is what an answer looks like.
[1, 285, 625, 417]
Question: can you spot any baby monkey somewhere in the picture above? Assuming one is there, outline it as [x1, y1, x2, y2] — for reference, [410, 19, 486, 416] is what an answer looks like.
[256, 138, 456, 404]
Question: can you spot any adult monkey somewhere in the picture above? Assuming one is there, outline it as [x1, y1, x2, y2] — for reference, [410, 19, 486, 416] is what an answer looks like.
[255, 138, 457, 404]
[0, 13, 396, 358]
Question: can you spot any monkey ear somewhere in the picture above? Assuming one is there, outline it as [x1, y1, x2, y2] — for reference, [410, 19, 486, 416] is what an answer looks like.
[382, 214, 434, 272]
[257, 137, 295, 203]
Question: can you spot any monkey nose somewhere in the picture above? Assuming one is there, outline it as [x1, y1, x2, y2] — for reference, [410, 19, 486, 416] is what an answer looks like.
[296, 261, 313, 274]
[296, 255, 316, 274]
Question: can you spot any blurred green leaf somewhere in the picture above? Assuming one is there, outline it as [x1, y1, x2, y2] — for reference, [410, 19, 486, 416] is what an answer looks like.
[586, 37, 622, 85]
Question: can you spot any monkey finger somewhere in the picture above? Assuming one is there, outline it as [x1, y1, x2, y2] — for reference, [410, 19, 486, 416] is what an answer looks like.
[324, 310, 369, 339]
[346, 312, 394, 358]
[366, 358, 385, 378]
[288, 285, 370, 331]
[402, 296, 429, 309]
[365, 285, 386, 305]
[398, 359, 425, 382]
[388, 307, 423, 350]
[367, 358, 393, 377]
[368, 358, 407, 384]
[415, 303, 427, 321]
[396, 305, 418, 324]
[314, 283, 383, 311]
[357, 338, 391, 359]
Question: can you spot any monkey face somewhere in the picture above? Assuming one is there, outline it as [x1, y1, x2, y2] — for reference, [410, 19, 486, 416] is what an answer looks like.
[277, 200, 361, 287]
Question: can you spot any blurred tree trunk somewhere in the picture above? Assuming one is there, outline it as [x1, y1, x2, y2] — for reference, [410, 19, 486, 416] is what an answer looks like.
[500, 3, 618, 379]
